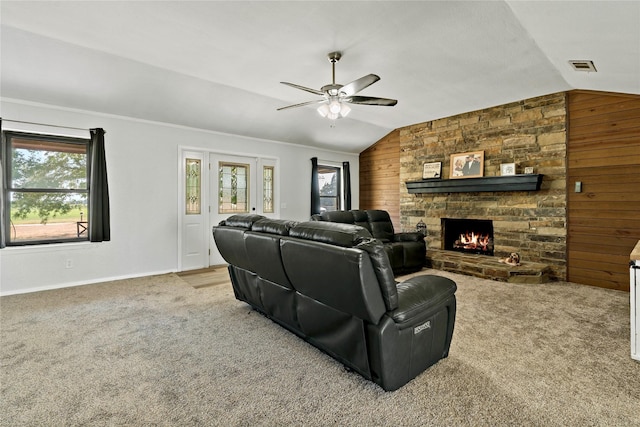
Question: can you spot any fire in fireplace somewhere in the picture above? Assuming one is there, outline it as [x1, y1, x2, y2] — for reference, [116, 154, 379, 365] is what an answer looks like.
[442, 218, 494, 256]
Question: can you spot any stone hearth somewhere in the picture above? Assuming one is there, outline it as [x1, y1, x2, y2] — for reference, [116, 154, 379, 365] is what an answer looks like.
[427, 249, 551, 284]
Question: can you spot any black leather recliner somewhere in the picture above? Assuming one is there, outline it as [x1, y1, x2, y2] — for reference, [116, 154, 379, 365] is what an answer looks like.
[213, 214, 456, 391]
[311, 209, 426, 275]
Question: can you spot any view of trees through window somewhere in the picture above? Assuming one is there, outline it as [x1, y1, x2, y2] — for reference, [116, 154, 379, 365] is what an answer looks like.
[318, 165, 341, 212]
[4, 133, 89, 244]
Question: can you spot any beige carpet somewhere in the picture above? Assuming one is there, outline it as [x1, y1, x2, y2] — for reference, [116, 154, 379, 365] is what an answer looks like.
[1, 269, 639, 426]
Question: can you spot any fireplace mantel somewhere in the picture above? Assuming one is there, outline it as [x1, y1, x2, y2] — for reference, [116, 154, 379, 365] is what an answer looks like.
[406, 174, 543, 194]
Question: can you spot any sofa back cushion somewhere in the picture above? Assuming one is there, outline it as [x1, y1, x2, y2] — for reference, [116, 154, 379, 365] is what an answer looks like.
[366, 210, 395, 242]
[289, 221, 372, 247]
[351, 210, 371, 232]
[252, 218, 298, 235]
[356, 239, 398, 311]
[318, 210, 356, 225]
[213, 214, 266, 270]
[316, 210, 373, 233]
[245, 219, 298, 289]
[280, 237, 386, 323]
[220, 213, 266, 229]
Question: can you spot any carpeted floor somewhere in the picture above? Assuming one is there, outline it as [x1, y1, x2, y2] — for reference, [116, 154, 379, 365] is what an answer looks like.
[1, 269, 639, 426]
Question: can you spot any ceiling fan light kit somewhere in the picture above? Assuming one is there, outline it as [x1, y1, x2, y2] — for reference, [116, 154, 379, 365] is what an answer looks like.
[278, 51, 397, 121]
[317, 99, 351, 119]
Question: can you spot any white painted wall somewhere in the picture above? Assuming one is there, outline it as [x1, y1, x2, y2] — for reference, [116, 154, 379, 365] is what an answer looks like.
[0, 99, 359, 295]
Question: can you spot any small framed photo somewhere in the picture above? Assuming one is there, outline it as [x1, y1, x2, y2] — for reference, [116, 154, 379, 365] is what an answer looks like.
[500, 163, 516, 176]
[422, 162, 442, 179]
[524, 166, 534, 174]
[450, 151, 484, 179]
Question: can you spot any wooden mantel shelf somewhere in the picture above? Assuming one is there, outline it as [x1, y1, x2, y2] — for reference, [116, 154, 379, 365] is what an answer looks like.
[406, 174, 543, 194]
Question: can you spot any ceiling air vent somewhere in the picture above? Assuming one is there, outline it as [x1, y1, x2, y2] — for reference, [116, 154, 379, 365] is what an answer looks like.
[569, 60, 597, 72]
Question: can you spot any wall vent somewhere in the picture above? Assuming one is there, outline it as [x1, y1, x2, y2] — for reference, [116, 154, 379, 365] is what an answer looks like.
[569, 60, 597, 72]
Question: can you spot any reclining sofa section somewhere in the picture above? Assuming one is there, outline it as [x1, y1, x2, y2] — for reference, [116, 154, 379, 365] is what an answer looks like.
[212, 214, 457, 391]
[311, 209, 426, 275]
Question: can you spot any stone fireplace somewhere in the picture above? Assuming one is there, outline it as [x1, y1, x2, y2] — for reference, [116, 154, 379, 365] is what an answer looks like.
[398, 93, 568, 281]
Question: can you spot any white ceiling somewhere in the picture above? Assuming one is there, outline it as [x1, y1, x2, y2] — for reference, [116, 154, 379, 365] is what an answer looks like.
[1, 1, 638, 153]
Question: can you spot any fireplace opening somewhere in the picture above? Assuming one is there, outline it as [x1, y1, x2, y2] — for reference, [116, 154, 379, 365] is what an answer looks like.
[442, 218, 494, 256]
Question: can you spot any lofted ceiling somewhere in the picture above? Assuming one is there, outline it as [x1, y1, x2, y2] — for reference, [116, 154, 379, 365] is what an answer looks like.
[1, 1, 638, 153]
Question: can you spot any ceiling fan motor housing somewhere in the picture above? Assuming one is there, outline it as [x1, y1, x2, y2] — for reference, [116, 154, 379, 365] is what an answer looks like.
[321, 84, 343, 96]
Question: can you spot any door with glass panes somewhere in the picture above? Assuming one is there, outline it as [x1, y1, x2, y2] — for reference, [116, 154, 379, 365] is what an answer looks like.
[209, 153, 277, 266]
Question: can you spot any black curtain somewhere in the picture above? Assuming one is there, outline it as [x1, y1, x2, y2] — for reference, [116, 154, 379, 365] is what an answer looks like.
[0, 118, 5, 248]
[342, 161, 352, 211]
[310, 157, 320, 216]
[89, 128, 111, 242]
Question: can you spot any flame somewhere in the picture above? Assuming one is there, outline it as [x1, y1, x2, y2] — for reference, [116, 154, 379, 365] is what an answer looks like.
[457, 231, 491, 251]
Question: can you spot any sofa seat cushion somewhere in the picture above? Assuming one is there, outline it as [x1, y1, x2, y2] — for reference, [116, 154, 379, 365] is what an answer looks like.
[395, 232, 425, 242]
[402, 241, 429, 270]
[391, 276, 457, 326]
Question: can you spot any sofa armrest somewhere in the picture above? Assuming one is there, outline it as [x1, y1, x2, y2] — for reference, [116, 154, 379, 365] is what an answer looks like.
[393, 232, 425, 242]
[390, 275, 457, 325]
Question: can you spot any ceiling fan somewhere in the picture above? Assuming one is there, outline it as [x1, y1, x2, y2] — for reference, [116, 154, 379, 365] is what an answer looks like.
[277, 51, 397, 120]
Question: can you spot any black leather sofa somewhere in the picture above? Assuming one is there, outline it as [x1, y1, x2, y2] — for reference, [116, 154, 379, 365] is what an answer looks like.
[311, 209, 426, 275]
[212, 214, 457, 391]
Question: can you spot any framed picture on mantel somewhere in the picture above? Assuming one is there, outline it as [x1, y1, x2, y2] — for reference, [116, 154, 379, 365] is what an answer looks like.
[450, 151, 484, 179]
[500, 163, 516, 176]
[422, 162, 442, 179]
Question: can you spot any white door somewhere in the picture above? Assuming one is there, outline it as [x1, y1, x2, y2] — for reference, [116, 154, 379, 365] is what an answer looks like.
[210, 154, 276, 266]
[209, 154, 279, 265]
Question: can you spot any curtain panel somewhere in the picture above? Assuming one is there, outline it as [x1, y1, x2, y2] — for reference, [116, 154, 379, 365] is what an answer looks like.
[89, 128, 111, 242]
[310, 157, 320, 216]
[342, 161, 351, 211]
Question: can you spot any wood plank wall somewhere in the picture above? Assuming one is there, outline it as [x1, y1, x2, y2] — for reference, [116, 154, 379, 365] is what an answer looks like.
[359, 130, 401, 230]
[567, 90, 640, 291]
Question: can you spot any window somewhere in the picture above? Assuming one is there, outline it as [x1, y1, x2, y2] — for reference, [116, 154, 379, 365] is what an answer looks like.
[318, 164, 341, 213]
[263, 165, 274, 213]
[219, 162, 249, 214]
[3, 131, 90, 245]
[185, 158, 201, 215]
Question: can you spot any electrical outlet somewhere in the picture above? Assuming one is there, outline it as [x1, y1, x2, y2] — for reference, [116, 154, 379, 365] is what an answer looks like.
[65, 259, 73, 269]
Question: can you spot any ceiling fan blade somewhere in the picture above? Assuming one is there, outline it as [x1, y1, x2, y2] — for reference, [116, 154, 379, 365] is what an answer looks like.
[344, 96, 398, 106]
[339, 74, 380, 97]
[280, 82, 325, 96]
[277, 99, 325, 111]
